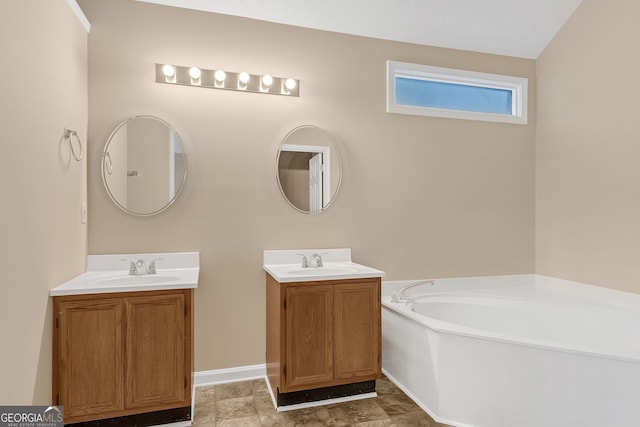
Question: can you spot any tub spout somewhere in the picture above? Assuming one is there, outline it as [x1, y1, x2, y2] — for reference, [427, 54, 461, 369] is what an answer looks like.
[391, 280, 435, 302]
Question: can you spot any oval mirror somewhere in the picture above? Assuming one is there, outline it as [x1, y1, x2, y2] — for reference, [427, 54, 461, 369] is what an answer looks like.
[276, 125, 342, 214]
[101, 115, 187, 216]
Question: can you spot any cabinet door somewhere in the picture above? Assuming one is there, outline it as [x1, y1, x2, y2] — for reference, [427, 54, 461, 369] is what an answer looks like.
[334, 281, 381, 381]
[284, 285, 334, 391]
[125, 293, 187, 410]
[57, 298, 124, 420]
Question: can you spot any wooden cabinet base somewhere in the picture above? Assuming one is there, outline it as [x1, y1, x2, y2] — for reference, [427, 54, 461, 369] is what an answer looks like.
[53, 289, 193, 425]
[266, 273, 381, 407]
[64, 406, 190, 427]
[276, 380, 376, 407]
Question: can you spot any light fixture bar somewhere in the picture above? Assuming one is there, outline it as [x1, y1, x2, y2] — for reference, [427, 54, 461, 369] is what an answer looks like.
[155, 64, 300, 97]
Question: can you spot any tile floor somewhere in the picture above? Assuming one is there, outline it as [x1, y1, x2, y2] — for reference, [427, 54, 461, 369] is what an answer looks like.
[192, 376, 450, 426]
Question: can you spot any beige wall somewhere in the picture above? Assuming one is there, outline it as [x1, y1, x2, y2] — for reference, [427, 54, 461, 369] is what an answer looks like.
[79, 0, 535, 371]
[0, 1, 88, 404]
[536, 0, 640, 293]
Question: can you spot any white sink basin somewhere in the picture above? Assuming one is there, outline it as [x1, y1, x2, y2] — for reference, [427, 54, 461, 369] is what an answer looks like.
[286, 266, 363, 276]
[50, 252, 200, 296]
[92, 274, 181, 286]
[51, 269, 198, 296]
[264, 260, 384, 283]
[263, 249, 384, 283]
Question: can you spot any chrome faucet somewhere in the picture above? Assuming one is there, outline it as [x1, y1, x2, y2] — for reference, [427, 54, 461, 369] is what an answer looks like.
[147, 258, 161, 274]
[296, 253, 326, 268]
[309, 253, 325, 268]
[122, 258, 159, 275]
[391, 280, 435, 302]
[296, 254, 309, 268]
[133, 259, 147, 275]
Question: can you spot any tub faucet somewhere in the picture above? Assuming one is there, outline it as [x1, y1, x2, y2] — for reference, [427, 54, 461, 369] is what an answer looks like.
[391, 280, 435, 302]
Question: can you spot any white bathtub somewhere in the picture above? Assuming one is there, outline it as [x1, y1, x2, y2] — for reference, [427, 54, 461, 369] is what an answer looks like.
[382, 274, 640, 427]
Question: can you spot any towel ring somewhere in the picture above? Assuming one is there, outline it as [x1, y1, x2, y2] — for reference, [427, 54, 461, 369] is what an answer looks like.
[60, 128, 83, 162]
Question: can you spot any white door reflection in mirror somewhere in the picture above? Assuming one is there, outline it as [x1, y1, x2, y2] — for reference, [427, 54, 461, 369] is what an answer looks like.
[309, 152, 322, 213]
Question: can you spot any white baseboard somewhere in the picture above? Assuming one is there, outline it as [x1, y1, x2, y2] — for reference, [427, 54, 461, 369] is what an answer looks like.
[194, 364, 266, 388]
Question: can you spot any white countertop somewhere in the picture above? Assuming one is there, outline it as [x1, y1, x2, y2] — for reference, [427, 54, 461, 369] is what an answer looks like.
[263, 248, 384, 283]
[50, 252, 199, 296]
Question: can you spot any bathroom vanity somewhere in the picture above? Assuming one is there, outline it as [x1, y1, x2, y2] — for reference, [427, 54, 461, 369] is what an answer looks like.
[264, 249, 384, 409]
[50, 252, 199, 425]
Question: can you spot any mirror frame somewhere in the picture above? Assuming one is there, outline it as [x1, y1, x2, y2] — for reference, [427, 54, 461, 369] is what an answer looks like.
[275, 125, 342, 215]
[101, 115, 187, 216]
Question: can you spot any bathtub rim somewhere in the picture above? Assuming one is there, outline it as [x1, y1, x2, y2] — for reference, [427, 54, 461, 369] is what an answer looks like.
[382, 274, 640, 365]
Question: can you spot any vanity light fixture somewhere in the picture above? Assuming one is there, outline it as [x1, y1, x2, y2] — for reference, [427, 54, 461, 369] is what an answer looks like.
[237, 71, 250, 90]
[189, 67, 201, 82]
[260, 74, 273, 92]
[162, 64, 176, 83]
[162, 64, 175, 77]
[214, 69, 226, 88]
[282, 78, 297, 95]
[155, 63, 300, 97]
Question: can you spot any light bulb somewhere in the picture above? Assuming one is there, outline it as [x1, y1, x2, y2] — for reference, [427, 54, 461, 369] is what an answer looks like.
[285, 78, 297, 90]
[261, 74, 273, 87]
[214, 70, 226, 82]
[239, 72, 250, 84]
[189, 67, 201, 79]
[162, 64, 175, 77]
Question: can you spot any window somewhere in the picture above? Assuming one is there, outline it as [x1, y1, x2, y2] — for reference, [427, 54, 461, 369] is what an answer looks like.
[387, 60, 528, 124]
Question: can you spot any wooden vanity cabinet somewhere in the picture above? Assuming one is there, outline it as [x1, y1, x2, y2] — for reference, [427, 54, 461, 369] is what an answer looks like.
[52, 289, 193, 425]
[266, 274, 381, 401]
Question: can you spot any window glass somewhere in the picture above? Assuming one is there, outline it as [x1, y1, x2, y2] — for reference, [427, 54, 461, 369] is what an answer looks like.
[387, 61, 527, 124]
[395, 77, 513, 115]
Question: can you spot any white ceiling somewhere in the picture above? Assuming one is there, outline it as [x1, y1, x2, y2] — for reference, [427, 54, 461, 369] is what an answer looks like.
[136, 0, 583, 59]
